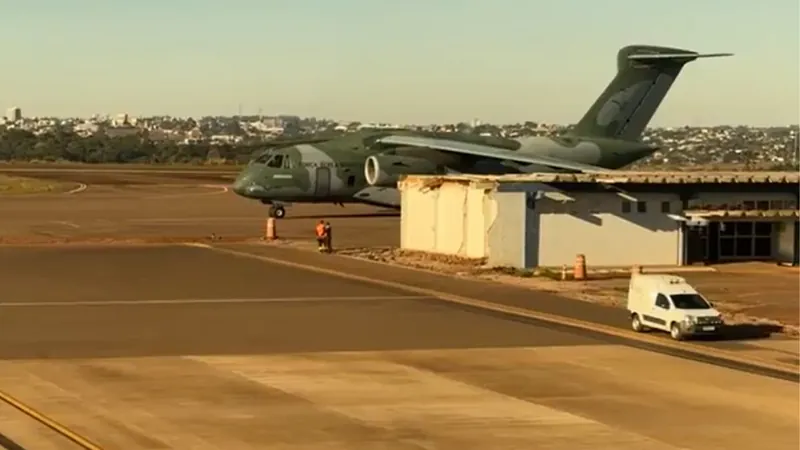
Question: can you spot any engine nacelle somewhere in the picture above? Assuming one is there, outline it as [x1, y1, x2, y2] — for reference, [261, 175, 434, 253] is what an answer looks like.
[364, 154, 440, 187]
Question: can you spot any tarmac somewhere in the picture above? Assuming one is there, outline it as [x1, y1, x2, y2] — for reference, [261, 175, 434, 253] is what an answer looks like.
[0, 167, 797, 449]
[0, 169, 398, 246]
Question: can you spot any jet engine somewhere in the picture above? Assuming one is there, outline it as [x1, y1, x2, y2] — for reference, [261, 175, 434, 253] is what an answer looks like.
[364, 154, 441, 187]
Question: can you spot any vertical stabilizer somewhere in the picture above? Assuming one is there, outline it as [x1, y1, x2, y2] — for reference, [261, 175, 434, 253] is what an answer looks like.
[571, 45, 731, 141]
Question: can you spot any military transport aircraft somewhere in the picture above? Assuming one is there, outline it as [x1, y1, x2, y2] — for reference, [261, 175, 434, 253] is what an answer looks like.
[232, 44, 731, 218]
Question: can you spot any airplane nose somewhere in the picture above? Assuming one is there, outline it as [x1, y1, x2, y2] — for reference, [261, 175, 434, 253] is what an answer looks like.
[232, 174, 250, 196]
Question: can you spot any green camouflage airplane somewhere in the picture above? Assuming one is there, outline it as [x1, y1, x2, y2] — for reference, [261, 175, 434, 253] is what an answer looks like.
[233, 44, 731, 218]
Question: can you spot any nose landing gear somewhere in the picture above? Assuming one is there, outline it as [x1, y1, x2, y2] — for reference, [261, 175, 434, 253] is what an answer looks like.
[268, 205, 286, 219]
[260, 199, 287, 218]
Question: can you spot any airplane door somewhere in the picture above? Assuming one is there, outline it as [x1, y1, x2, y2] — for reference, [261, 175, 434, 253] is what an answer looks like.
[315, 167, 331, 197]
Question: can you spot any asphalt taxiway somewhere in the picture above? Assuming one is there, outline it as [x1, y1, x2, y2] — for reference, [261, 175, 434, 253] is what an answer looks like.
[0, 244, 796, 450]
[0, 168, 796, 449]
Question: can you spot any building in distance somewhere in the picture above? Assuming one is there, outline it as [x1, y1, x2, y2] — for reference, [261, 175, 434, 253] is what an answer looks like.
[5, 106, 21, 123]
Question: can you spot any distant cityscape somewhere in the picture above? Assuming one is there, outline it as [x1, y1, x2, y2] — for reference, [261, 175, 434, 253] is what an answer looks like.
[2, 106, 799, 170]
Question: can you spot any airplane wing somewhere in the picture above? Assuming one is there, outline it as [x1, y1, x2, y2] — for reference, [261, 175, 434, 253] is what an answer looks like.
[376, 135, 612, 173]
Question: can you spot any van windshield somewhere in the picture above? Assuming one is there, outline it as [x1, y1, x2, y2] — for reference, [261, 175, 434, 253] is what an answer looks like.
[670, 293, 711, 309]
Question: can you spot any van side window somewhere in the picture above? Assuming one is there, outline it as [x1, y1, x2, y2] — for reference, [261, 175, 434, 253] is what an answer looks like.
[655, 294, 670, 309]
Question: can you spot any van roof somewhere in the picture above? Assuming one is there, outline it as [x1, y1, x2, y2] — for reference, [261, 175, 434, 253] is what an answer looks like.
[634, 274, 686, 283]
[632, 274, 699, 295]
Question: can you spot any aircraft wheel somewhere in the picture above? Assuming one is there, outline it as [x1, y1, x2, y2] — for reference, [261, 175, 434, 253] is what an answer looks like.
[272, 206, 286, 219]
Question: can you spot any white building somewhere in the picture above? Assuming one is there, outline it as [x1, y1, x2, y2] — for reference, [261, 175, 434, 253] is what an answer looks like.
[5, 106, 21, 123]
[113, 113, 129, 127]
[399, 172, 800, 268]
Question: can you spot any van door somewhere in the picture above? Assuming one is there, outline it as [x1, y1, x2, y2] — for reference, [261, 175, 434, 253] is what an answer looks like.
[643, 293, 670, 330]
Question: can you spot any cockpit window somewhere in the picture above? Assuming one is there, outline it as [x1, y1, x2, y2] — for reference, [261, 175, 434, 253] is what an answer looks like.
[265, 154, 284, 168]
[253, 152, 273, 164]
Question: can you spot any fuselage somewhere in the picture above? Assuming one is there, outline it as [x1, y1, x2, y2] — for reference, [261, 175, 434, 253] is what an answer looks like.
[231, 132, 656, 209]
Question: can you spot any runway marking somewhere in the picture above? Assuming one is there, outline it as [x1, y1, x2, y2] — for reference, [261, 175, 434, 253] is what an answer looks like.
[66, 183, 88, 195]
[190, 244, 799, 378]
[126, 216, 261, 224]
[144, 184, 229, 199]
[0, 295, 429, 308]
[0, 390, 102, 450]
[53, 221, 80, 229]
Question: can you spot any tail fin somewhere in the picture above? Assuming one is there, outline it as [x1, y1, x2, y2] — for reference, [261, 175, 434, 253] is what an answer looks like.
[571, 45, 732, 141]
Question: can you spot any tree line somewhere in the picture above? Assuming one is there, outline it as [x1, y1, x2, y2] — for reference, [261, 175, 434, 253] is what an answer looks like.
[0, 129, 266, 165]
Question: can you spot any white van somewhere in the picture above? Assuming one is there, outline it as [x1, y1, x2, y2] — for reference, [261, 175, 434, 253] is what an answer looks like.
[627, 274, 724, 340]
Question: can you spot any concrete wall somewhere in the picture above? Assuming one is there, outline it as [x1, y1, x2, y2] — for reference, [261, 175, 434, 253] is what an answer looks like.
[487, 192, 525, 267]
[400, 183, 436, 252]
[534, 191, 682, 267]
[775, 220, 799, 264]
[400, 181, 494, 259]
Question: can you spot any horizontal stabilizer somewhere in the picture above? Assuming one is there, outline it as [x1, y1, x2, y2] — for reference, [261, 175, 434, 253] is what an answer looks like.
[629, 52, 733, 62]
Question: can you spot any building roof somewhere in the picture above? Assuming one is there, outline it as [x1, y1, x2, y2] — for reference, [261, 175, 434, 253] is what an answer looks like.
[400, 171, 800, 186]
[683, 209, 799, 218]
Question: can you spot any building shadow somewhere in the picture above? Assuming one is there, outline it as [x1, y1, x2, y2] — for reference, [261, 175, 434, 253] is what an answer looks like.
[569, 212, 603, 226]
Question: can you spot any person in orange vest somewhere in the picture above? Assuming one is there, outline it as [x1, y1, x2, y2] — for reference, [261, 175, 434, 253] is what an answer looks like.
[323, 221, 333, 252]
[315, 220, 327, 252]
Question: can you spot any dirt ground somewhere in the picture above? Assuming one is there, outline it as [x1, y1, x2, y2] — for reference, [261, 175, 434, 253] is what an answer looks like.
[338, 247, 800, 335]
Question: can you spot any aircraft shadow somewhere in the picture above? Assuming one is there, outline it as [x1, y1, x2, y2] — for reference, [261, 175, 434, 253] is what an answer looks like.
[286, 211, 400, 219]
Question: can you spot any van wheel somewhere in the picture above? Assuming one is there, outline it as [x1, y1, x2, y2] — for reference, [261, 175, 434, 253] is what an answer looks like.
[631, 314, 646, 332]
[670, 322, 684, 341]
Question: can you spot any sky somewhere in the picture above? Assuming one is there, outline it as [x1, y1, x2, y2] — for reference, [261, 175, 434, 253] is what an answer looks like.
[1, 0, 798, 126]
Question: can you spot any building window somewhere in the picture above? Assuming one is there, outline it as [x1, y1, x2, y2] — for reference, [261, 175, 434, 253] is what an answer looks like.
[756, 200, 770, 211]
[754, 237, 772, 257]
[754, 222, 772, 236]
[621, 201, 631, 213]
[735, 222, 753, 235]
[661, 201, 671, 213]
[636, 201, 647, 213]
[347, 175, 355, 187]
